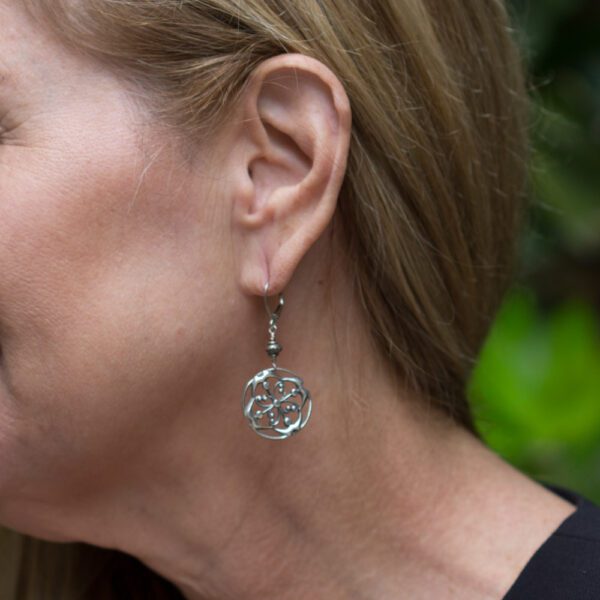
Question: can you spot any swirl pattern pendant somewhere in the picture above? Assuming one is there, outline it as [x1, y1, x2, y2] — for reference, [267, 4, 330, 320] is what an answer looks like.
[242, 367, 312, 440]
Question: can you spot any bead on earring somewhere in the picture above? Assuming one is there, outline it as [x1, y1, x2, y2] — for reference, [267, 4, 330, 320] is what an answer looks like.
[241, 282, 312, 440]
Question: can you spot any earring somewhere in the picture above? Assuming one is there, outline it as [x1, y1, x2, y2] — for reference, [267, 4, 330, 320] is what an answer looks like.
[241, 282, 312, 440]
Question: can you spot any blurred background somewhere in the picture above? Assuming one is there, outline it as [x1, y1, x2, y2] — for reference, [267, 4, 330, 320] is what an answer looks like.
[468, 0, 600, 502]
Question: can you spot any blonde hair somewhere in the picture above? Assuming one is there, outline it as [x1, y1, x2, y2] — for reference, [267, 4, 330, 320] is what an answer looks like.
[3, 0, 529, 597]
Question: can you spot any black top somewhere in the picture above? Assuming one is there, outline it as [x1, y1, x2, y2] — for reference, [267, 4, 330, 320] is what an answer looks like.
[502, 480, 600, 599]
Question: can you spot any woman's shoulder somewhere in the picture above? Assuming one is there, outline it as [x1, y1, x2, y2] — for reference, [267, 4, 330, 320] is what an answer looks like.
[503, 481, 600, 599]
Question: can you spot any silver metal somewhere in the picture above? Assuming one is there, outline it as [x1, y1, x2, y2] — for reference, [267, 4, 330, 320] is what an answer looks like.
[241, 282, 313, 440]
[264, 284, 284, 367]
[242, 367, 312, 440]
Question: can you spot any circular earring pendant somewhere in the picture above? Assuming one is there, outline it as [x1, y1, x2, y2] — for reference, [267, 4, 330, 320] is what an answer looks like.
[242, 367, 312, 440]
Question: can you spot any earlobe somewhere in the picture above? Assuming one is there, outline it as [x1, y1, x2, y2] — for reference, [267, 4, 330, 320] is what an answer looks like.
[229, 53, 352, 298]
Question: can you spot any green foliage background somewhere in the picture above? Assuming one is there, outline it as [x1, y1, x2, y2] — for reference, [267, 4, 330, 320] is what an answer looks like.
[468, 0, 600, 501]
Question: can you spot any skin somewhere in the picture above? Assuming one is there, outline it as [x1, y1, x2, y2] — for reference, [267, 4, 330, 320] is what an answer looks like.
[0, 3, 577, 600]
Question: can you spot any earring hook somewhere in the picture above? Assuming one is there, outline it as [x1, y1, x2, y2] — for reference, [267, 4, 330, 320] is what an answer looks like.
[263, 281, 284, 321]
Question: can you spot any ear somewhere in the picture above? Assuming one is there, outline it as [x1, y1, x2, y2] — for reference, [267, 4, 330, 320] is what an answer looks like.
[227, 53, 352, 297]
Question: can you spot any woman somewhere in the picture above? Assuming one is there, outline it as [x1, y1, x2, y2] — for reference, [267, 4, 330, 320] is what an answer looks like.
[1, 0, 598, 598]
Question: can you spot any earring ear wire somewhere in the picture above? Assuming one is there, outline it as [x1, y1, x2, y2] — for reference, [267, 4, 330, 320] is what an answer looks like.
[241, 281, 313, 440]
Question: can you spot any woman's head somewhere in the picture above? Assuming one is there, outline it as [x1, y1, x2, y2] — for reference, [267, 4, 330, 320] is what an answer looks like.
[31, 0, 528, 421]
[0, 0, 526, 563]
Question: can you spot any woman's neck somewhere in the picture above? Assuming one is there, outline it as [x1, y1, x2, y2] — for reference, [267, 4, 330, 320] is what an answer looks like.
[50, 266, 577, 600]
[112, 378, 575, 600]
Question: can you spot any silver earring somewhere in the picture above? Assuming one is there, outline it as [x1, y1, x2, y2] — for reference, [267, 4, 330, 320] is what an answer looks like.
[241, 282, 312, 440]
